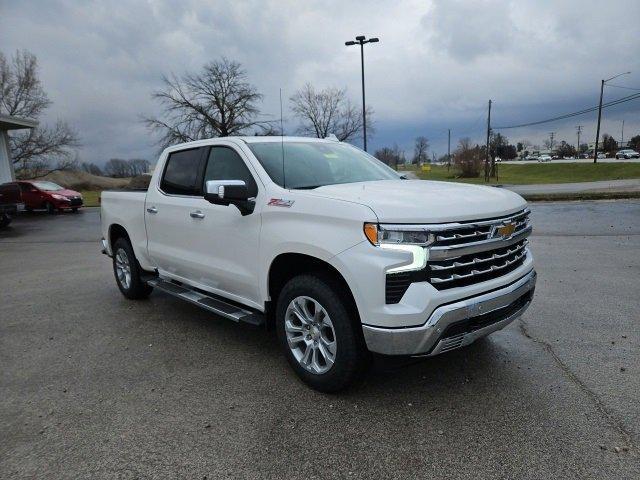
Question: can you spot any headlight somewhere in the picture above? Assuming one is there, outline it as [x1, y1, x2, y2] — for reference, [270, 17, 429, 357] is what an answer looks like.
[52, 194, 69, 201]
[364, 223, 433, 273]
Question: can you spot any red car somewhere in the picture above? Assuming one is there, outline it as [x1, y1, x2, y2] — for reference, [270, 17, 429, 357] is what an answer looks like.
[15, 180, 84, 213]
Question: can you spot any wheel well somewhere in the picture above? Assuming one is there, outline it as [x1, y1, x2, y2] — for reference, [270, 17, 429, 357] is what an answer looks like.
[108, 224, 130, 250]
[267, 253, 360, 324]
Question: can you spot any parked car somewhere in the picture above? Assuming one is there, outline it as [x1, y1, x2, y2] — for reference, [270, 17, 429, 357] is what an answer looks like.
[14, 180, 83, 213]
[526, 155, 538, 161]
[597, 153, 607, 159]
[0, 182, 22, 228]
[101, 136, 536, 392]
[615, 149, 640, 159]
[538, 154, 552, 162]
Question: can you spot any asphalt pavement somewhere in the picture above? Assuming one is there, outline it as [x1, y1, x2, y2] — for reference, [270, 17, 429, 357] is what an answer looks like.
[1, 204, 639, 479]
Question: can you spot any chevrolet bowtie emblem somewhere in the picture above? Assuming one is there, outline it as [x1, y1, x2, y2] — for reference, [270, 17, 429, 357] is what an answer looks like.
[495, 222, 516, 238]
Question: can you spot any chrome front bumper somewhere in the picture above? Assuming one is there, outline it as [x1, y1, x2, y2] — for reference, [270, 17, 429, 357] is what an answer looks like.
[362, 269, 537, 356]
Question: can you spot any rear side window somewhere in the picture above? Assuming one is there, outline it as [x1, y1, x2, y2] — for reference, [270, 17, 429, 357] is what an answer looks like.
[203, 147, 258, 198]
[160, 148, 203, 195]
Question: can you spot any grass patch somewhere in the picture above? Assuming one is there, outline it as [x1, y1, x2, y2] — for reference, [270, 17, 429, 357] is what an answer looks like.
[81, 190, 101, 207]
[413, 163, 640, 185]
[522, 191, 640, 202]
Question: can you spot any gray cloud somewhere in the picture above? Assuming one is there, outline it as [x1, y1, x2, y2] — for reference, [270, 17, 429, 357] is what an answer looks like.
[1, 0, 639, 162]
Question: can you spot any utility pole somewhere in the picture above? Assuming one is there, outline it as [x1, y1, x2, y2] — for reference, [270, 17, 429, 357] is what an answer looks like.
[447, 128, 451, 171]
[594, 79, 605, 163]
[576, 125, 582, 156]
[345, 35, 379, 152]
[621, 120, 625, 148]
[549, 132, 555, 152]
[594, 71, 631, 163]
[485, 100, 492, 182]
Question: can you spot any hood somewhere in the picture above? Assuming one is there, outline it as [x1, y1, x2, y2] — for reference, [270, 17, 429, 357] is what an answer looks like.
[49, 189, 81, 197]
[306, 180, 527, 223]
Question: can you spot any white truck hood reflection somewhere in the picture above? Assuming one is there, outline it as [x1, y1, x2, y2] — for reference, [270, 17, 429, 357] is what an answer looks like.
[304, 180, 528, 223]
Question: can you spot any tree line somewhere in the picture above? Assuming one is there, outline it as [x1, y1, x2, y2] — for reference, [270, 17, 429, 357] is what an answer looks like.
[2, 48, 639, 181]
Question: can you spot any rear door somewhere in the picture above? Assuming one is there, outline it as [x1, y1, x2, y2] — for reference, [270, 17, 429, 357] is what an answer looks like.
[145, 147, 207, 279]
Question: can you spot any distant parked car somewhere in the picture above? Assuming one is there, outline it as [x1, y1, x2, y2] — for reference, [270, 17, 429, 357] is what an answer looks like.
[14, 180, 83, 214]
[538, 154, 552, 162]
[615, 149, 640, 159]
[597, 153, 607, 159]
[0, 182, 22, 228]
[526, 155, 538, 161]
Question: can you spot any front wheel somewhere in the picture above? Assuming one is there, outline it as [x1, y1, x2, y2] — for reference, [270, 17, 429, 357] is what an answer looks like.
[276, 274, 369, 392]
[112, 237, 153, 300]
[45, 202, 56, 214]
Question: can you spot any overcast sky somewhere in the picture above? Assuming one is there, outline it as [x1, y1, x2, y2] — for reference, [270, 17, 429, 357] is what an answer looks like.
[2, 0, 639, 164]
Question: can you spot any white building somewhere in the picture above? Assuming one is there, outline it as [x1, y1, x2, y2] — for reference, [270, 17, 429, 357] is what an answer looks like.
[0, 115, 38, 183]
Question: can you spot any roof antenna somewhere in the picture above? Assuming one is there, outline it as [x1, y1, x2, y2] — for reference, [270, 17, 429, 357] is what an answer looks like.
[280, 87, 286, 189]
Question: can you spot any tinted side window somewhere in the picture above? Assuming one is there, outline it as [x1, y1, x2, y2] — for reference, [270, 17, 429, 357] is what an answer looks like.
[160, 148, 203, 195]
[203, 147, 258, 197]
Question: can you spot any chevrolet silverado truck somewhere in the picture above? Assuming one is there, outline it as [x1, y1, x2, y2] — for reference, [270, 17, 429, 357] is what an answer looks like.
[101, 137, 536, 392]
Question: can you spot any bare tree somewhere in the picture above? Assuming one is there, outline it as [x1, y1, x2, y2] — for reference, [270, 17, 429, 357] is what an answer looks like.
[145, 58, 266, 149]
[374, 144, 404, 169]
[453, 137, 483, 178]
[290, 83, 373, 142]
[413, 136, 429, 164]
[129, 159, 151, 176]
[81, 162, 103, 176]
[104, 158, 132, 178]
[0, 50, 79, 178]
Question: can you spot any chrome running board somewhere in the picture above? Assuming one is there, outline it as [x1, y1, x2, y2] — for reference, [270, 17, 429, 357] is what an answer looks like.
[147, 278, 265, 326]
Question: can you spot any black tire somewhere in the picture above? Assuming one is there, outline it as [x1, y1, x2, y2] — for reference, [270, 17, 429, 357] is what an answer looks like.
[45, 202, 56, 215]
[25, 206, 33, 213]
[72, 208, 79, 213]
[0, 213, 11, 228]
[112, 237, 153, 300]
[275, 273, 369, 392]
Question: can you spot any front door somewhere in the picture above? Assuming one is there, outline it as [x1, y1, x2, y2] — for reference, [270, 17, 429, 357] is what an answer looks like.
[188, 144, 263, 307]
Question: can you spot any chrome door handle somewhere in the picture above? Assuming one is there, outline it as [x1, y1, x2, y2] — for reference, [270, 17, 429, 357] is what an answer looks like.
[146, 206, 158, 214]
[190, 210, 205, 219]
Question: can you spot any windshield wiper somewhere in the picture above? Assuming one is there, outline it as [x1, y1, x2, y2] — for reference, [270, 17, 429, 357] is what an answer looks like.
[292, 185, 324, 190]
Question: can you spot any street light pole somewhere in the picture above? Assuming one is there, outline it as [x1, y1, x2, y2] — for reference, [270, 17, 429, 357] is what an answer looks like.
[345, 35, 379, 152]
[594, 71, 631, 163]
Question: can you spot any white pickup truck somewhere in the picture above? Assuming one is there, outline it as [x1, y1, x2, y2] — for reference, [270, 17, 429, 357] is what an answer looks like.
[101, 136, 536, 391]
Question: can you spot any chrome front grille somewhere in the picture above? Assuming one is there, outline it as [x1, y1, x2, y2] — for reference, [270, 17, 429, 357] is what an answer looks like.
[384, 209, 532, 302]
[427, 209, 531, 290]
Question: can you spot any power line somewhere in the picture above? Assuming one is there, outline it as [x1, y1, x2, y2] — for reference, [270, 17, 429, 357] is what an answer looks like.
[493, 92, 640, 130]
[606, 84, 640, 91]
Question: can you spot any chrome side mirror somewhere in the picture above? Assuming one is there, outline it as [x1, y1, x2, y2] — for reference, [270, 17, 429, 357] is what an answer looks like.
[204, 180, 254, 216]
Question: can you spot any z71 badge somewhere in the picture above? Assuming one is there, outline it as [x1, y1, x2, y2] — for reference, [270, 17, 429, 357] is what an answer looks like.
[267, 198, 295, 208]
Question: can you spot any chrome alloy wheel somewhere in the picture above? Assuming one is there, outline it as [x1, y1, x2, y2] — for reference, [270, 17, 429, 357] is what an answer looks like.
[285, 296, 337, 374]
[115, 248, 132, 290]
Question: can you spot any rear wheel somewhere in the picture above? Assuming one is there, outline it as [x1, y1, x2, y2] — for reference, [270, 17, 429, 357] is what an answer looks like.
[112, 237, 153, 299]
[45, 202, 56, 215]
[276, 274, 369, 392]
[72, 208, 79, 213]
[0, 213, 12, 228]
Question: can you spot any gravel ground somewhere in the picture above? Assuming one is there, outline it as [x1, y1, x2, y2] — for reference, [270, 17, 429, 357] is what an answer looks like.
[1, 202, 638, 479]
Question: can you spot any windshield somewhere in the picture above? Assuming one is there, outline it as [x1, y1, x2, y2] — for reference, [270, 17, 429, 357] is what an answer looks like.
[32, 181, 64, 191]
[248, 141, 400, 189]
